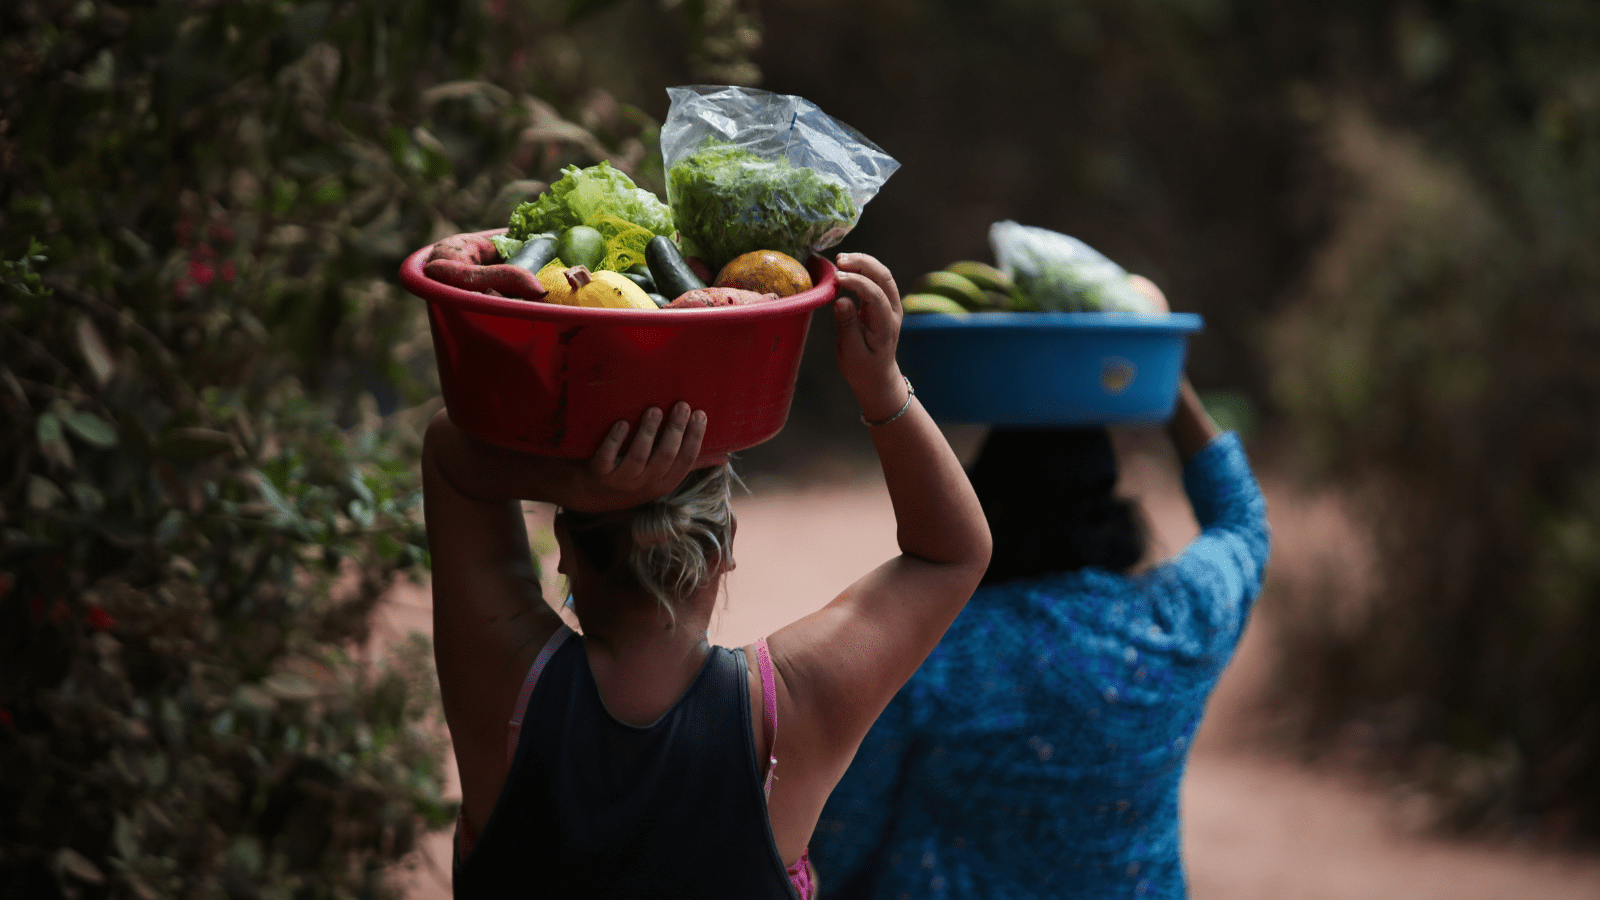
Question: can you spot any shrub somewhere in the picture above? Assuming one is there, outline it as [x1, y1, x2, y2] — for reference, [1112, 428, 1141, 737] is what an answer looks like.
[0, 0, 752, 895]
[1264, 2, 1600, 844]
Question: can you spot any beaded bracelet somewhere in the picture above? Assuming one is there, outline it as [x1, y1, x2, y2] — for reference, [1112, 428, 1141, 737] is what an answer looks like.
[861, 377, 915, 427]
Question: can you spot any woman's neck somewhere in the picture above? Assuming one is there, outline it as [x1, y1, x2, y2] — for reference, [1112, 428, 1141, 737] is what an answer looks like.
[574, 581, 723, 726]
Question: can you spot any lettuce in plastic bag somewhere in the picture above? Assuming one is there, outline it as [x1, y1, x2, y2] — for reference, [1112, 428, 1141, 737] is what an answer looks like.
[667, 143, 858, 268]
[660, 86, 899, 270]
[506, 161, 673, 241]
[989, 221, 1157, 314]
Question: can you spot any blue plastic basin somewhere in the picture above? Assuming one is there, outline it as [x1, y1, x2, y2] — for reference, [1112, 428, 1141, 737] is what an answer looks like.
[895, 311, 1205, 426]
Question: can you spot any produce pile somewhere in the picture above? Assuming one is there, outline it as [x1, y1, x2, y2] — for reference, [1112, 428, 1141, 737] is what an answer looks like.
[422, 87, 896, 313]
[903, 220, 1162, 316]
[421, 157, 830, 311]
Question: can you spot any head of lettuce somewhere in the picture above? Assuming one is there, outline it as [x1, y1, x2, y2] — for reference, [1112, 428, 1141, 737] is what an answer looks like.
[498, 161, 674, 259]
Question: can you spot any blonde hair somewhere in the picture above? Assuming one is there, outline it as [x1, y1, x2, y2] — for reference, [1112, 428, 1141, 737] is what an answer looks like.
[558, 463, 738, 622]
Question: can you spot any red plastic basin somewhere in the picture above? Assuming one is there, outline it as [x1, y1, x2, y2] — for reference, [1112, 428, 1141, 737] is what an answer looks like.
[400, 231, 838, 459]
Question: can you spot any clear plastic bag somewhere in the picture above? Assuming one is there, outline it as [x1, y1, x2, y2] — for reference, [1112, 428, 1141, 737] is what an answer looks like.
[661, 85, 900, 268]
[988, 220, 1157, 314]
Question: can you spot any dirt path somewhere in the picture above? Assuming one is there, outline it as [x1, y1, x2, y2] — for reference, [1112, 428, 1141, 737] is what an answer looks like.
[377, 434, 1600, 899]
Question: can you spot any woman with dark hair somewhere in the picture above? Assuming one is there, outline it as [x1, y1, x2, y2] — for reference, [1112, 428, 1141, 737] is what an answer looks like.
[421, 253, 991, 899]
[809, 277, 1271, 899]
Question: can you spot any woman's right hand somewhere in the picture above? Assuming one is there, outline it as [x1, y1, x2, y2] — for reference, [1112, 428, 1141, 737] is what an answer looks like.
[571, 401, 711, 512]
[1125, 274, 1219, 458]
[1128, 274, 1171, 314]
[423, 402, 709, 514]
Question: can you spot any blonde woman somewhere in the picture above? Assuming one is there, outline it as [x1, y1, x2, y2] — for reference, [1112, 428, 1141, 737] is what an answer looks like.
[421, 253, 991, 898]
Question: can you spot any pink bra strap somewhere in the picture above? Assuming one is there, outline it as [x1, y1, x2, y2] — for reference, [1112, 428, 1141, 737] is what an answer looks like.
[756, 637, 779, 797]
[759, 638, 815, 898]
[507, 624, 574, 765]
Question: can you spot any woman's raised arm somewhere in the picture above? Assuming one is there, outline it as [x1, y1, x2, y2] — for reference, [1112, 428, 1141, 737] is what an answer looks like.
[767, 253, 991, 769]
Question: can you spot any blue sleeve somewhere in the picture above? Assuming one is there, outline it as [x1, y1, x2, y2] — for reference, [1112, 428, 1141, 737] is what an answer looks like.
[1163, 431, 1271, 661]
[809, 691, 917, 897]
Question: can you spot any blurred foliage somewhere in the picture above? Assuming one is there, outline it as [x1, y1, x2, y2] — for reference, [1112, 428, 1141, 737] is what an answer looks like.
[752, 0, 1600, 844]
[1263, 2, 1600, 845]
[0, 0, 756, 896]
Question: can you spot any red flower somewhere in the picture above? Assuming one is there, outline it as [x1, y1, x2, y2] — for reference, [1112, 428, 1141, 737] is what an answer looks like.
[222, 260, 237, 283]
[85, 605, 117, 631]
[188, 260, 216, 287]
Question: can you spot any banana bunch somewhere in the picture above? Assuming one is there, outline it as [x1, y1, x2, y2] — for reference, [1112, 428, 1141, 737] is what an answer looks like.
[902, 260, 1022, 315]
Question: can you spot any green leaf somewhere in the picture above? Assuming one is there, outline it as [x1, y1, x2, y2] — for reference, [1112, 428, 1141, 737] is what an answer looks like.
[252, 471, 296, 519]
[375, 532, 403, 562]
[62, 409, 119, 448]
[53, 848, 104, 884]
[349, 469, 376, 506]
[69, 481, 106, 513]
[157, 427, 233, 462]
[154, 509, 184, 545]
[75, 315, 116, 387]
[36, 412, 74, 470]
[112, 812, 139, 861]
[225, 835, 264, 876]
[27, 474, 66, 510]
[348, 499, 374, 529]
[263, 672, 321, 701]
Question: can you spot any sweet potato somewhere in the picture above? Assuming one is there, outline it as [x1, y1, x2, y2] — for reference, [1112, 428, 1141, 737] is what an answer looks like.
[664, 287, 779, 308]
[424, 259, 548, 302]
[426, 234, 498, 265]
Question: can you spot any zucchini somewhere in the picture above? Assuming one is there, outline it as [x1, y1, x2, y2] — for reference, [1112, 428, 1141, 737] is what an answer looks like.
[507, 234, 559, 273]
[623, 271, 656, 292]
[647, 292, 670, 308]
[645, 235, 706, 300]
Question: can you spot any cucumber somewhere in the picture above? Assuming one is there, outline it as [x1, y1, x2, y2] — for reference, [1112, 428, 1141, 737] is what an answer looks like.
[647, 292, 670, 308]
[506, 234, 559, 273]
[623, 271, 656, 292]
[645, 235, 706, 300]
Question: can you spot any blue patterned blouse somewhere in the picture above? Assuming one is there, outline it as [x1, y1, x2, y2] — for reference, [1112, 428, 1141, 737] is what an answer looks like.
[811, 432, 1271, 900]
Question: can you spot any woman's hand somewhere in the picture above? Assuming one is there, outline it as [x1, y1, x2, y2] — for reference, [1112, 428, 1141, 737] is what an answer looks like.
[833, 252, 909, 421]
[574, 401, 711, 511]
[1128, 274, 1171, 314]
[1125, 274, 1220, 458]
[423, 403, 710, 514]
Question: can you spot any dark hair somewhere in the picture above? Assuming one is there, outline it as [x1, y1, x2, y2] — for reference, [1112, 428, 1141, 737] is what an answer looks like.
[967, 427, 1146, 586]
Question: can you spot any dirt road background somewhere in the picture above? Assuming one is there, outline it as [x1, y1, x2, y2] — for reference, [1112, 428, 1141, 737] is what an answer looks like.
[377, 428, 1600, 898]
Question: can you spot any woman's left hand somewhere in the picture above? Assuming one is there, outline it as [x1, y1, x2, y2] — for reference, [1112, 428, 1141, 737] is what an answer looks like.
[833, 252, 908, 421]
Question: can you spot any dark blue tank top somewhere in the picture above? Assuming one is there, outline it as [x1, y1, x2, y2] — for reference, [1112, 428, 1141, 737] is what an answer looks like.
[453, 635, 797, 898]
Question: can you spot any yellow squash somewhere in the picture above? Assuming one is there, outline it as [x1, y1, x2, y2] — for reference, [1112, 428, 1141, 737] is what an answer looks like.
[569, 268, 657, 310]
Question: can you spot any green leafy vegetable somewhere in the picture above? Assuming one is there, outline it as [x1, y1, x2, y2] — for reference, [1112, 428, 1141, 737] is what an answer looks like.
[490, 234, 525, 260]
[989, 221, 1157, 314]
[506, 161, 673, 241]
[667, 143, 858, 269]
